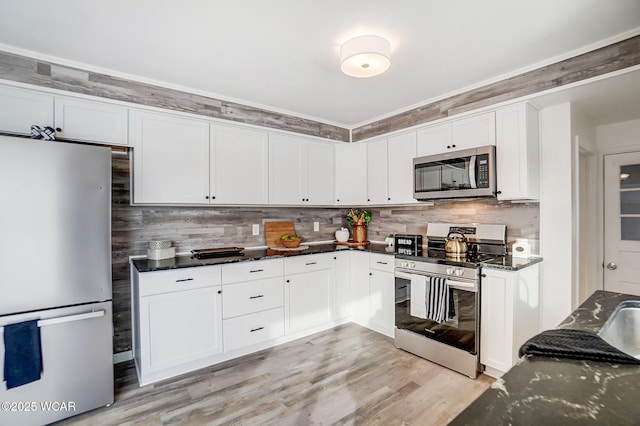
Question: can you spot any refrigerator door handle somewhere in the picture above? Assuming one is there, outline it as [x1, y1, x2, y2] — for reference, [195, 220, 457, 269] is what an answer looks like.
[33, 310, 106, 327]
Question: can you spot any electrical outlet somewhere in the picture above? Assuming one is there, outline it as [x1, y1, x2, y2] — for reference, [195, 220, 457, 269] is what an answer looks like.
[313, 221, 319, 232]
[252, 224, 259, 236]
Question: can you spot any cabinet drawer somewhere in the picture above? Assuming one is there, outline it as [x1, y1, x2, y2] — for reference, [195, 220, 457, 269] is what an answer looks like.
[369, 253, 394, 272]
[221, 258, 283, 284]
[223, 307, 284, 352]
[138, 265, 221, 297]
[284, 253, 333, 275]
[222, 277, 284, 319]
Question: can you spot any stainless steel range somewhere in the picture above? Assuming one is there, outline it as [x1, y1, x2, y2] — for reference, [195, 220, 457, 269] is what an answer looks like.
[394, 223, 507, 378]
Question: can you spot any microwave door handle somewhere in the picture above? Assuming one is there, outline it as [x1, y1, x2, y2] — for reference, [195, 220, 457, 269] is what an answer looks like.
[469, 155, 477, 189]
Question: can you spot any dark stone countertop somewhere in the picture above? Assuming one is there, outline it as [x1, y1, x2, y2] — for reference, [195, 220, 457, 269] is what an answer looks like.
[132, 241, 542, 273]
[450, 290, 640, 425]
[481, 255, 543, 271]
[132, 242, 395, 273]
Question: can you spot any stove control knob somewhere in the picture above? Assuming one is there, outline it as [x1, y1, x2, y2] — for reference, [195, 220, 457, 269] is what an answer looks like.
[454, 268, 464, 277]
[408, 262, 415, 269]
[400, 261, 408, 268]
[446, 267, 454, 275]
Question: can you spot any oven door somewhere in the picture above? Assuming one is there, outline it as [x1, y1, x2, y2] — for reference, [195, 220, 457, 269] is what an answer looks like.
[395, 270, 479, 355]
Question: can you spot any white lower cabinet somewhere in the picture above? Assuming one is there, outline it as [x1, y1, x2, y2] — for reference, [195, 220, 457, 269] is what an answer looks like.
[368, 253, 395, 337]
[221, 259, 285, 352]
[223, 307, 285, 353]
[480, 263, 541, 378]
[133, 265, 223, 385]
[332, 252, 352, 321]
[132, 250, 397, 386]
[284, 254, 335, 334]
[349, 251, 395, 337]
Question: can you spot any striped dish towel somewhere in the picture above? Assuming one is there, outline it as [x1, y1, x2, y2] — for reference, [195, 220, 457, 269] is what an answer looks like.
[426, 276, 450, 323]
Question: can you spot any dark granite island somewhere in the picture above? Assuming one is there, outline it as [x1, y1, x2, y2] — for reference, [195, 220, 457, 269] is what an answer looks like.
[450, 290, 640, 425]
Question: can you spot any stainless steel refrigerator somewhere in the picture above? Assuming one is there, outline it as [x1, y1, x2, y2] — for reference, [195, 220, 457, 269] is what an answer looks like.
[0, 135, 113, 425]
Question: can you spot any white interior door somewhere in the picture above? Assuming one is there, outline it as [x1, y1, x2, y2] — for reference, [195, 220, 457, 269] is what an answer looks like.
[604, 151, 640, 295]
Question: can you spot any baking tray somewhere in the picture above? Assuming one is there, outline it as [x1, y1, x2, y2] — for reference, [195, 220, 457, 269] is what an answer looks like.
[191, 247, 244, 259]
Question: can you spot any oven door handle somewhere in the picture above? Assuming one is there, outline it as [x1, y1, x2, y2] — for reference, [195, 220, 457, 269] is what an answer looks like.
[396, 271, 477, 292]
[447, 279, 477, 291]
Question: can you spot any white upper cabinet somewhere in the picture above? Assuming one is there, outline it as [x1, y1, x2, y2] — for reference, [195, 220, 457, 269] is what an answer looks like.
[366, 133, 416, 205]
[366, 138, 389, 204]
[0, 85, 53, 135]
[334, 142, 367, 205]
[211, 124, 269, 204]
[495, 103, 540, 201]
[0, 85, 128, 145]
[417, 112, 496, 157]
[54, 96, 128, 146]
[269, 133, 334, 205]
[416, 123, 451, 157]
[387, 132, 417, 204]
[130, 110, 210, 204]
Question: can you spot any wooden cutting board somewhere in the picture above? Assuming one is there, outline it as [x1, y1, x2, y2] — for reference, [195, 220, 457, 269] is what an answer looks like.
[265, 221, 296, 248]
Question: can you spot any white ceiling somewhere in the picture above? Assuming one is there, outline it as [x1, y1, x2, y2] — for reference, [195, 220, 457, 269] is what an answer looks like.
[0, 1, 639, 127]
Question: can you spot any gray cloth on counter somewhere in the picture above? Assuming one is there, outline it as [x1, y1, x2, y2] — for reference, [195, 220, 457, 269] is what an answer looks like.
[518, 328, 640, 364]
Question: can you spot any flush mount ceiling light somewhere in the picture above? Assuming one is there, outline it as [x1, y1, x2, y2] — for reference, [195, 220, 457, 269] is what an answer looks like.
[340, 35, 391, 78]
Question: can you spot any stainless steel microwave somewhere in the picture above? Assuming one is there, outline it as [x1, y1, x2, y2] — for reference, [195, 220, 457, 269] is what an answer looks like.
[413, 145, 496, 200]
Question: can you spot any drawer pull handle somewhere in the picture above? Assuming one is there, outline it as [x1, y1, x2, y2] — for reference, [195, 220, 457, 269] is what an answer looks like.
[249, 294, 264, 299]
[175, 278, 194, 282]
[250, 326, 264, 333]
[376, 261, 388, 265]
[305, 262, 317, 266]
[250, 269, 264, 273]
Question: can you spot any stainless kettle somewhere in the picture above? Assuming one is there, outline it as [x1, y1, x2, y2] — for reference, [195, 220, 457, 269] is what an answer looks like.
[444, 232, 468, 255]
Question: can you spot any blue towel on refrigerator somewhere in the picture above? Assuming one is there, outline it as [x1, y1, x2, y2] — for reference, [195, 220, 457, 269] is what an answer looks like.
[3, 319, 43, 389]
[426, 277, 450, 323]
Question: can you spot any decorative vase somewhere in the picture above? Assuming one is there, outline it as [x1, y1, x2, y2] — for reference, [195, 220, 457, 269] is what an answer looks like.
[352, 224, 367, 243]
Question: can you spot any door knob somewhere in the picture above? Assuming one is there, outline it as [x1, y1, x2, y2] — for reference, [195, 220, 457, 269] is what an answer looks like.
[607, 262, 618, 270]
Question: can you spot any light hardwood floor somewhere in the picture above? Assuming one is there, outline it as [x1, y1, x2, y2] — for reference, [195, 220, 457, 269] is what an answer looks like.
[59, 324, 493, 426]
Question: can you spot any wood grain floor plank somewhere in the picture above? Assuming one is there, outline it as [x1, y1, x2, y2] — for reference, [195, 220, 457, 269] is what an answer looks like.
[58, 323, 492, 426]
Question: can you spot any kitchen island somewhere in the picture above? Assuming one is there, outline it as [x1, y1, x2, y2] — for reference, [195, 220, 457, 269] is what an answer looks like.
[450, 290, 640, 425]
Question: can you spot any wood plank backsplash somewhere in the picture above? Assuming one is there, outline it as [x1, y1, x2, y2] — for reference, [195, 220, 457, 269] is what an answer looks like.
[111, 151, 538, 354]
[0, 50, 350, 142]
[352, 35, 640, 141]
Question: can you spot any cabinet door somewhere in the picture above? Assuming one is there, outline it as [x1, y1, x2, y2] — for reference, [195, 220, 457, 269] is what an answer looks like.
[54, 96, 128, 145]
[417, 123, 452, 157]
[495, 103, 540, 201]
[451, 112, 496, 150]
[140, 286, 223, 373]
[334, 143, 367, 205]
[387, 132, 417, 204]
[306, 141, 335, 205]
[480, 269, 514, 374]
[333, 253, 351, 321]
[269, 133, 304, 205]
[350, 251, 370, 327]
[369, 269, 395, 337]
[212, 124, 269, 204]
[130, 110, 210, 204]
[366, 139, 389, 204]
[285, 268, 333, 334]
[0, 85, 53, 135]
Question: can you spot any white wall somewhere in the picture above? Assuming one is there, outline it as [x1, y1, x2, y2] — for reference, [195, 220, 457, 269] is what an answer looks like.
[596, 119, 640, 153]
[539, 103, 574, 330]
[571, 106, 599, 307]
